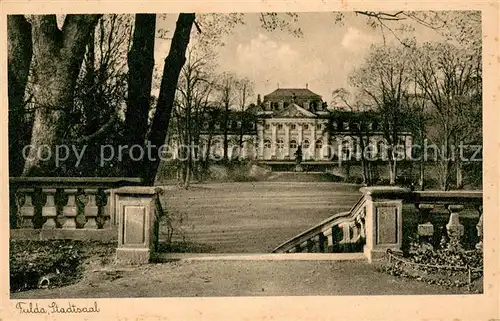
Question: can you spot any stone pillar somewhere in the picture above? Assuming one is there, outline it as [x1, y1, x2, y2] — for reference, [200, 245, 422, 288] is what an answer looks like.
[271, 123, 277, 158]
[323, 129, 330, 159]
[446, 204, 464, 243]
[16, 188, 35, 229]
[41, 189, 57, 229]
[61, 189, 78, 229]
[310, 123, 316, 159]
[476, 205, 483, 250]
[258, 124, 264, 160]
[115, 187, 163, 264]
[83, 189, 99, 229]
[417, 204, 434, 245]
[361, 186, 408, 263]
[297, 124, 303, 146]
[406, 135, 413, 160]
[284, 123, 290, 158]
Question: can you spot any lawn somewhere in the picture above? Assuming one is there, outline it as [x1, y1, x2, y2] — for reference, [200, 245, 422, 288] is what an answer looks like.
[159, 182, 362, 253]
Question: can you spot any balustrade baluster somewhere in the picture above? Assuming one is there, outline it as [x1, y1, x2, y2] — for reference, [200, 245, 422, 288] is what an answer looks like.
[61, 189, 78, 229]
[350, 221, 360, 243]
[83, 189, 99, 229]
[339, 222, 351, 244]
[16, 188, 35, 229]
[417, 204, 435, 245]
[476, 205, 483, 250]
[306, 239, 314, 252]
[446, 204, 464, 243]
[97, 189, 110, 229]
[41, 189, 57, 229]
[318, 233, 327, 253]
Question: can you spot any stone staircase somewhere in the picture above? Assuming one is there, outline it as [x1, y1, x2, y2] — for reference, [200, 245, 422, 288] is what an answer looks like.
[272, 194, 367, 253]
[265, 171, 344, 182]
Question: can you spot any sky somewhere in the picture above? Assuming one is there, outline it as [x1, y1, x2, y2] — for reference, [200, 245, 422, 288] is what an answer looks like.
[153, 12, 447, 105]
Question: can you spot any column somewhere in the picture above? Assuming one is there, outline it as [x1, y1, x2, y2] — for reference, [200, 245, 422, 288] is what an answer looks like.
[284, 123, 290, 158]
[310, 122, 316, 159]
[297, 123, 303, 146]
[271, 122, 277, 158]
[258, 124, 264, 160]
[323, 128, 330, 159]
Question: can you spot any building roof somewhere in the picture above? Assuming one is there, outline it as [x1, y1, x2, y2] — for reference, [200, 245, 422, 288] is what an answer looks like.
[263, 88, 322, 100]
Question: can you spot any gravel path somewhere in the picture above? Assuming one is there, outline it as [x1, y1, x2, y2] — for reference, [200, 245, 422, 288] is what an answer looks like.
[11, 259, 467, 299]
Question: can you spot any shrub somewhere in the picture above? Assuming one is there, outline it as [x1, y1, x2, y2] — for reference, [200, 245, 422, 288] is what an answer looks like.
[380, 235, 483, 292]
[10, 239, 115, 293]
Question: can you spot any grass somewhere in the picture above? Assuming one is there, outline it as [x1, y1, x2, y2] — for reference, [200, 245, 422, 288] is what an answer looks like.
[158, 182, 362, 253]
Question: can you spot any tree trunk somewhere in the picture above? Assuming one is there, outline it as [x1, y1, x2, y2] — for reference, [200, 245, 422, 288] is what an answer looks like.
[419, 158, 425, 190]
[143, 13, 195, 185]
[456, 160, 463, 189]
[123, 14, 156, 176]
[22, 14, 101, 176]
[8, 15, 33, 177]
[223, 103, 229, 161]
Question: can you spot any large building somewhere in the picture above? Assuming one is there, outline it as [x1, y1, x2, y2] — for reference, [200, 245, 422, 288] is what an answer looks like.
[172, 87, 413, 163]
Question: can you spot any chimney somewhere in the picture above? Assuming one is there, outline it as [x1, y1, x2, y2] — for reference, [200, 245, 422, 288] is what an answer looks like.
[306, 83, 308, 89]
[257, 94, 262, 106]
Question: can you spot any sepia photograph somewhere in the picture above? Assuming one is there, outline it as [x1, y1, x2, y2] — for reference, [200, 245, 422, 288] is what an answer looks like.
[1, 3, 499, 320]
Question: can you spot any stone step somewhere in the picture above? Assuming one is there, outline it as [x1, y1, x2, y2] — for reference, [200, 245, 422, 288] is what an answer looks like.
[156, 252, 366, 261]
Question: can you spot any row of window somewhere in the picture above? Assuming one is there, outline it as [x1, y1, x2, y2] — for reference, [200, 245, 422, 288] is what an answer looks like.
[260, 139, 407, 150]
[262, 121, 383, 131]
[198, 138, 406, 150]
[264, 123, 322, 130]
[262, 139, 321, 149]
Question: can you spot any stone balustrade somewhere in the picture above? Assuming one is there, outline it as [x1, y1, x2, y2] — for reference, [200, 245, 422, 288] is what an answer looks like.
[9, 177, 143, 235]
[273, 186, 483, 263]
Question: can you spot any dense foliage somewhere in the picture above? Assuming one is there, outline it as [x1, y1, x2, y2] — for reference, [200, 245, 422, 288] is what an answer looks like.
[381, 236, 483, 292]
[9, 239, 115, 292]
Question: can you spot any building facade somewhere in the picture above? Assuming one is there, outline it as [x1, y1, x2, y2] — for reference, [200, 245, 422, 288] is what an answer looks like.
[172, 87, 413, 163]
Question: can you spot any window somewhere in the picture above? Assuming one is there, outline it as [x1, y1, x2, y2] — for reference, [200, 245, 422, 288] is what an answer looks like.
[377, 141, 386, 157]
[332, 122, 338, 130]
[291, 124, 296, 130]
[367, 122, 373, 131]
[277, 124, 283, 130]
[284, 102, 289, 108]
[276, 139, 285, 149]
[272, 102, 279, 109]
[316, 123, 322, 130]
[265, 124, 270, 130]
[303, 140, 310, 149]
[310, 101, 317, 110]
[342, 141, 351, 159]
[303, 124, 309, 130]
[343, 122, 350, 130]
[290, 140, 298, 149]
[315, 140, 323, 149]
[264, 140, 272, 149]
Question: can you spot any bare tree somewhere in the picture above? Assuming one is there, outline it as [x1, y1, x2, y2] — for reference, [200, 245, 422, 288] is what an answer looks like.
[349, 44, 413, 185]
[413, 42, 481, 190]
